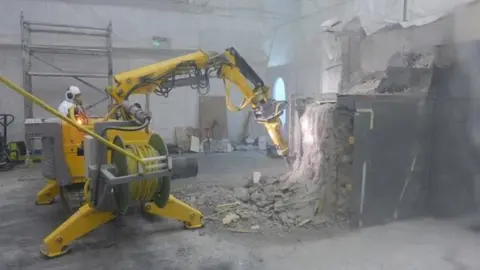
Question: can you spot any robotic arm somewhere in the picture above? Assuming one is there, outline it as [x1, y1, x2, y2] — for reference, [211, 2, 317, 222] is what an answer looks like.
[108, 47, 289, 157]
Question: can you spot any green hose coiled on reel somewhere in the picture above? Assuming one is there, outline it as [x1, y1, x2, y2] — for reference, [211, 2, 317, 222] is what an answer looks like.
[126, 144, 161, 201]
[111, 134, 171, 215]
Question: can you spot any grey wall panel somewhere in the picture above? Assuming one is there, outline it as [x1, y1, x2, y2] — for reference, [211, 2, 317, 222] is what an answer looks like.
[340, 95, 432, 228]
[428, 48, 480, 216]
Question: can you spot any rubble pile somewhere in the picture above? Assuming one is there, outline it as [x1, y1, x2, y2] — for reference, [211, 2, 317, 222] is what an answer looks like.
[376, 51, 434, 94]
[347, 50, 434, 95]
[173, 173, 336, 235]
[202, 139, 234, 153]
[174, 102, 349, 235]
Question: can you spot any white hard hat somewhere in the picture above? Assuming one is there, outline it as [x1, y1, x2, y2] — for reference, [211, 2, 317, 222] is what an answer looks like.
[65, 85, 81, 101]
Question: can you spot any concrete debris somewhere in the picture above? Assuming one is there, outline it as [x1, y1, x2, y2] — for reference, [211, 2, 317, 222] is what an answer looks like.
[234, 187, 250, 203]
[232, 135, 272, 152]
[236, 209, 252, 220]
[242, 177, 253, 188]
[252, 171, 262, 184]
[196, 195, 206, 206]
[250, 190, 264, 203]
[216, 202, 240, 210]
[190, 136, 200, 152]
[172, 102, 349, 236]
[233, 144, 258, 151]
[245, 137, 255, 144]
[297, 219, 312, 227]
[202, 139, 233, 153]
[256, 200, 272, 208]
[175, 126, 201, 151]
[263, 184, 275, 194]
[173, 174, 338, 235]
[251, 225, 260, 230]
[347, 50, 434, 95]
[258, 136, 267, 150]
[388, 51, 434, 69]
[222, 213, 240, 225]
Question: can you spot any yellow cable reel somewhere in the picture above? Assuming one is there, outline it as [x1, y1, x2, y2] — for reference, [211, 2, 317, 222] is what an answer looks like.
[110, 133, 171, 215]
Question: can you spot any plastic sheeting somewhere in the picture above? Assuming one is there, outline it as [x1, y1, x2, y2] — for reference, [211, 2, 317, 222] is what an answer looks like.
[347, 0, 475, 35]
[0, 0, 276, 61]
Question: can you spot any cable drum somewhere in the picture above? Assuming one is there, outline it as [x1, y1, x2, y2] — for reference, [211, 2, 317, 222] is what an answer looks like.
[126, 144, 161, 200]
[111, 134, 171, 214]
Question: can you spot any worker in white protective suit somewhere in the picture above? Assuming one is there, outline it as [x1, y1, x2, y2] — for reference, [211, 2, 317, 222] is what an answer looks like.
[58, 85, 83, 116]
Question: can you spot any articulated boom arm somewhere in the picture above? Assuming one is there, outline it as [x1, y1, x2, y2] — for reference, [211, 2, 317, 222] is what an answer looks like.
[110, 47, 289, 157]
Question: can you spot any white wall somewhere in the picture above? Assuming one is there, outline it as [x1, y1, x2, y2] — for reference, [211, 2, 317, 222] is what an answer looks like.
[0, 0, 299, 142]
[267, 0, 350, 98]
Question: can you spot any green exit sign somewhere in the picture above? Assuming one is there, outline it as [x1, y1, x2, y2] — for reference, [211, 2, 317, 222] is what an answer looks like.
[152, 36, 171, 48]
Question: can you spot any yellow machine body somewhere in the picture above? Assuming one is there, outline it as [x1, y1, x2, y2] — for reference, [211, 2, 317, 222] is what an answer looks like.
[35, 118, 152, 205]
[61, 122, 88, 180]
[60, 119, 150, 181]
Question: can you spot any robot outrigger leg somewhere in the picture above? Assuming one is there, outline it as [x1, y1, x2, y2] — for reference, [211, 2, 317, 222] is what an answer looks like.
[40, 195, 203, 258]
[143, 195, 204, 229]
[41, 204, 115, 258]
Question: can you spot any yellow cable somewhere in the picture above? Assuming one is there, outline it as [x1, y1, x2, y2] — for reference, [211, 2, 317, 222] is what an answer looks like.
[84, 178, 91, 206]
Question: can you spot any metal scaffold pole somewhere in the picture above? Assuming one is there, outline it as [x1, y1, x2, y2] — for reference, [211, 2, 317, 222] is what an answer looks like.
[21, 12, 33, 120]
[20, 13, 114, 113]
[20, 13, 114, 162]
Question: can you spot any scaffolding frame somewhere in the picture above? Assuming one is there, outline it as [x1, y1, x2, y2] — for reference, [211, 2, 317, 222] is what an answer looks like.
[20, 13, 113, 119]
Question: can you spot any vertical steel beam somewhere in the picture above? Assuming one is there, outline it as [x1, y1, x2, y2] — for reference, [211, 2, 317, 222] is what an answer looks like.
[21, 12, 33, 119]
[107, 21, 114, 106]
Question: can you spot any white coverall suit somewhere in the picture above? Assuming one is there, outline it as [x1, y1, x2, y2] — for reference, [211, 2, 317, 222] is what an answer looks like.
[58, 85, 82, 116]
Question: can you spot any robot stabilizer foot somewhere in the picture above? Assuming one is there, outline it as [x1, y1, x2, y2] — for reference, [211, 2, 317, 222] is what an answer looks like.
[143, 195, 204, 229]
[36, 179, 59, 205]
[41, 204, 115, 258]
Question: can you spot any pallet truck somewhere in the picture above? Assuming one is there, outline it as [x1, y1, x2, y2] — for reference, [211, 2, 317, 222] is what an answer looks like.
[0, 114, 15, 171]
[0, 114, 42, 171]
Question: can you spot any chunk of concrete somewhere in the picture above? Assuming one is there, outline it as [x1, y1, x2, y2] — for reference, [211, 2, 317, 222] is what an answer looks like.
[253, 171, 262, 184]
[222, 213, 240, 225]
[234, 187, 250, 203]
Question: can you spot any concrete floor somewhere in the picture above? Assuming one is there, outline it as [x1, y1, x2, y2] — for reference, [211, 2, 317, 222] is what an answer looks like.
[1, 151, 480, 270]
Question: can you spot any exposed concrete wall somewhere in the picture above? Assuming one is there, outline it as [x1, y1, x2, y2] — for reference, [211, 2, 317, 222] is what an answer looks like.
[0, 0, 294, 143]
[358, 17, 453, 75]
[356, 1, 480, 76]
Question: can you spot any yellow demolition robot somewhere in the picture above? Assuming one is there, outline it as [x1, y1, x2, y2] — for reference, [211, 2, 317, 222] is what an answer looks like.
[0, 47, 289, 258]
